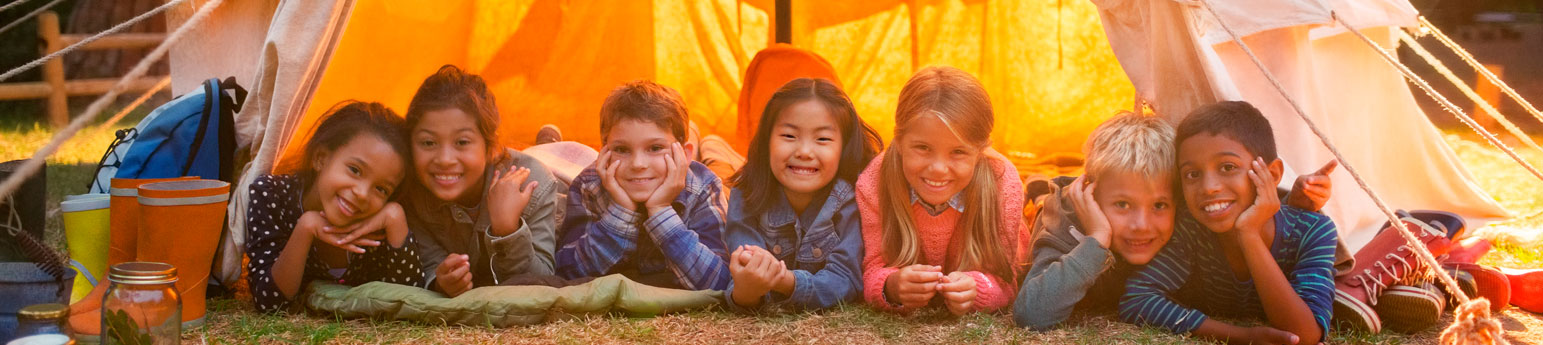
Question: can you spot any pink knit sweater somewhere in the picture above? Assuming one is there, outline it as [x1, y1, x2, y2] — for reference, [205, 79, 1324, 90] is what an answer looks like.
[857, 150, 1025, 313]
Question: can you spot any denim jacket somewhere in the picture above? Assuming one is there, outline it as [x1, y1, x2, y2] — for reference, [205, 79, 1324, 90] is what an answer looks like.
[723, 179, 863, 312]
[554, 161, 731, 290]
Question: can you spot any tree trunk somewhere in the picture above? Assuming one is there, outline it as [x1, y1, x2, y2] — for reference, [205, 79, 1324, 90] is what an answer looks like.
[63, 0, 167, 79]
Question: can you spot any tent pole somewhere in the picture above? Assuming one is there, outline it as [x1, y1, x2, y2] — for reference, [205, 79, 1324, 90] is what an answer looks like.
[775, 0, 790, 44]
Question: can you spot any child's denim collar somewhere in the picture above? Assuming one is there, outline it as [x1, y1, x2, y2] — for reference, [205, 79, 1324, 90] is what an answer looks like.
[760, 179, 855, 229]
[909, 189, 966, 216]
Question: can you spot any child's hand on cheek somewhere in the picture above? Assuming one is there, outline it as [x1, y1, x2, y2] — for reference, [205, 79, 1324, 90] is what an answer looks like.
[1067, 175, 1112, 248]
[938, 272, 978, 316]
[885, 265, 944, 309]
[644, 142, 689, 215]
[1235, 158, 1281, 241]
[434, 254, 474, 297]
[597, 149, 634, 207]
[489, 167, 538, 236]
[302, 211, 374, 254]
[320, 203, 409, 249]
[321, 224, 385, 250]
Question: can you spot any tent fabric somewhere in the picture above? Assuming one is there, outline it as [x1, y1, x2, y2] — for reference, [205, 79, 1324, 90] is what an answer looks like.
[270, 0, 1134, 170]
[276, 0, 770, 169]
[788, 0, 1135, 157]
[734, 43, 843, 152]
[304, 275, 723, 327]
[1092, 0, 1237, 121]
[1188, 0, 1330, 46]
[166, 0, 277, 95]
[213, 0, 357, 285]
[1209, 25, 1509, 249]
[175, 0, 1512, 271]
[1093, 0, 1509, 249]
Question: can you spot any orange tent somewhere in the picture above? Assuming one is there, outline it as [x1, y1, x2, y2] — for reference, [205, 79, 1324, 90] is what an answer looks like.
[183, 0, 1132, 284]
[248, 0, 1133, 171]
[173, 0, 1508, 284]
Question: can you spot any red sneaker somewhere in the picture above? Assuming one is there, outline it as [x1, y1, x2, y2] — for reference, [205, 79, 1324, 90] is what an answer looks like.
[1444, 262, 1511, 312]
[1332, 216, 1448, 333]
[1444, 237, 1492, 265]
[1502, 268, 1542, 314]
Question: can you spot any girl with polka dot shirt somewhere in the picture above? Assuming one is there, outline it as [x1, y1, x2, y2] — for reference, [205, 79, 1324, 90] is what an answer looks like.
[245, 101, 424, 313]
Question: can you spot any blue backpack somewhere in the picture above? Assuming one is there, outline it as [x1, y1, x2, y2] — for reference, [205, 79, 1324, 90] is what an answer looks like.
[88, 77, 246, 193]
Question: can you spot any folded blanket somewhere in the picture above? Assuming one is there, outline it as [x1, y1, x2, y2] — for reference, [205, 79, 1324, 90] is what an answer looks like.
[305, 274, 722, 327]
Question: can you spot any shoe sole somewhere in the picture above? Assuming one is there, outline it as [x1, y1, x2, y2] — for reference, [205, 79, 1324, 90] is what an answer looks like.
[1333, 289, 1382, 333]
[1374, 285, 1444, 333]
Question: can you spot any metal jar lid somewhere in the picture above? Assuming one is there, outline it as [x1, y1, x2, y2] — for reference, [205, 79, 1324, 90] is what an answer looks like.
[6, 334, 72, 345]
[16, 303, 67, 320]
[107, 262, 177, 285]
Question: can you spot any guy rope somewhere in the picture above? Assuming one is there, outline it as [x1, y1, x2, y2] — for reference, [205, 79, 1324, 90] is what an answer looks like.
[0, 0, 225, 203]
[1196, 1, 1513, 343]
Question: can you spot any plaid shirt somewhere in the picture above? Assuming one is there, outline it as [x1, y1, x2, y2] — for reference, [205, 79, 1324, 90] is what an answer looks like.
[555, 161, 731, 290]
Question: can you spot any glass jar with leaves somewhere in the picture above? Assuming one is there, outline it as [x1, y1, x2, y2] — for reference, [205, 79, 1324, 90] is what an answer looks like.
[99, 262, 179, 345]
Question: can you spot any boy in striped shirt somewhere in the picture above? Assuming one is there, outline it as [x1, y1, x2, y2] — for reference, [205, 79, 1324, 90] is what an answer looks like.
[1120, 101, 1337, 345]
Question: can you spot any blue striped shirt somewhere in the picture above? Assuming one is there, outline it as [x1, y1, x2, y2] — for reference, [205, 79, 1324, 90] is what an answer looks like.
[1119, 206, 1337, 341]
[554, 161, 732, 291]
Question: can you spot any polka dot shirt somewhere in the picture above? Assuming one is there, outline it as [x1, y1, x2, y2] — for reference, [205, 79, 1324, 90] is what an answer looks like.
[244, 174, 424, 313]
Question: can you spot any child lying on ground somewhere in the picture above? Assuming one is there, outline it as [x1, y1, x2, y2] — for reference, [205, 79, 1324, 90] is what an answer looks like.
[1120, 101, 1337, 345]
[860, 66, 1024, 315]
[724, 78, 882, 312]
[555, 80, 731, 290]
[399, 65, 565, 297]
[1013, 112, 1335, 330]
[246, 101, 421, 312]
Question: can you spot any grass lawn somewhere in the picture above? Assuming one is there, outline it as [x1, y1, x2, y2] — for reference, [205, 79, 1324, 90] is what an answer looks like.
[5, 113, 1542, 344]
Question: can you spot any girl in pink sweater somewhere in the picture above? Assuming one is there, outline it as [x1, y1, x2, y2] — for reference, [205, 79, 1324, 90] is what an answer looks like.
[858, 66, 1024, 315]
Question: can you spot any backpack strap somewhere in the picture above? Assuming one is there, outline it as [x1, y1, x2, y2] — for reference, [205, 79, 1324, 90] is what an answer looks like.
[220, 76, 247, 113]
[180, 78, 222, 176]
[217, 77, 243, 183]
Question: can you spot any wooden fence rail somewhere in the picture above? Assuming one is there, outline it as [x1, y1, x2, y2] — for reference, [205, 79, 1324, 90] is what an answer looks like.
[0, 11, 166, 127]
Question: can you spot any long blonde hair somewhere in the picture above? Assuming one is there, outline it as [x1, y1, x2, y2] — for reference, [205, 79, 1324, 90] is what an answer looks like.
[878, 66, 1011, 281]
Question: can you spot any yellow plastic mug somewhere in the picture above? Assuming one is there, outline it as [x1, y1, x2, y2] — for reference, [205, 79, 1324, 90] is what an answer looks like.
[61, 193, 110, 303]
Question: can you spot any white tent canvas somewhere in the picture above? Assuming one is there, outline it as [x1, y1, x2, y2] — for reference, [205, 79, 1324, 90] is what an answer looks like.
[1094, 0, 1510, 250]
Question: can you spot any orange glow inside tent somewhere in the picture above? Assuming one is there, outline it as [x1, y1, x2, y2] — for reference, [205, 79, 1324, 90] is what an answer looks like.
[276, 0, 1135, 177]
